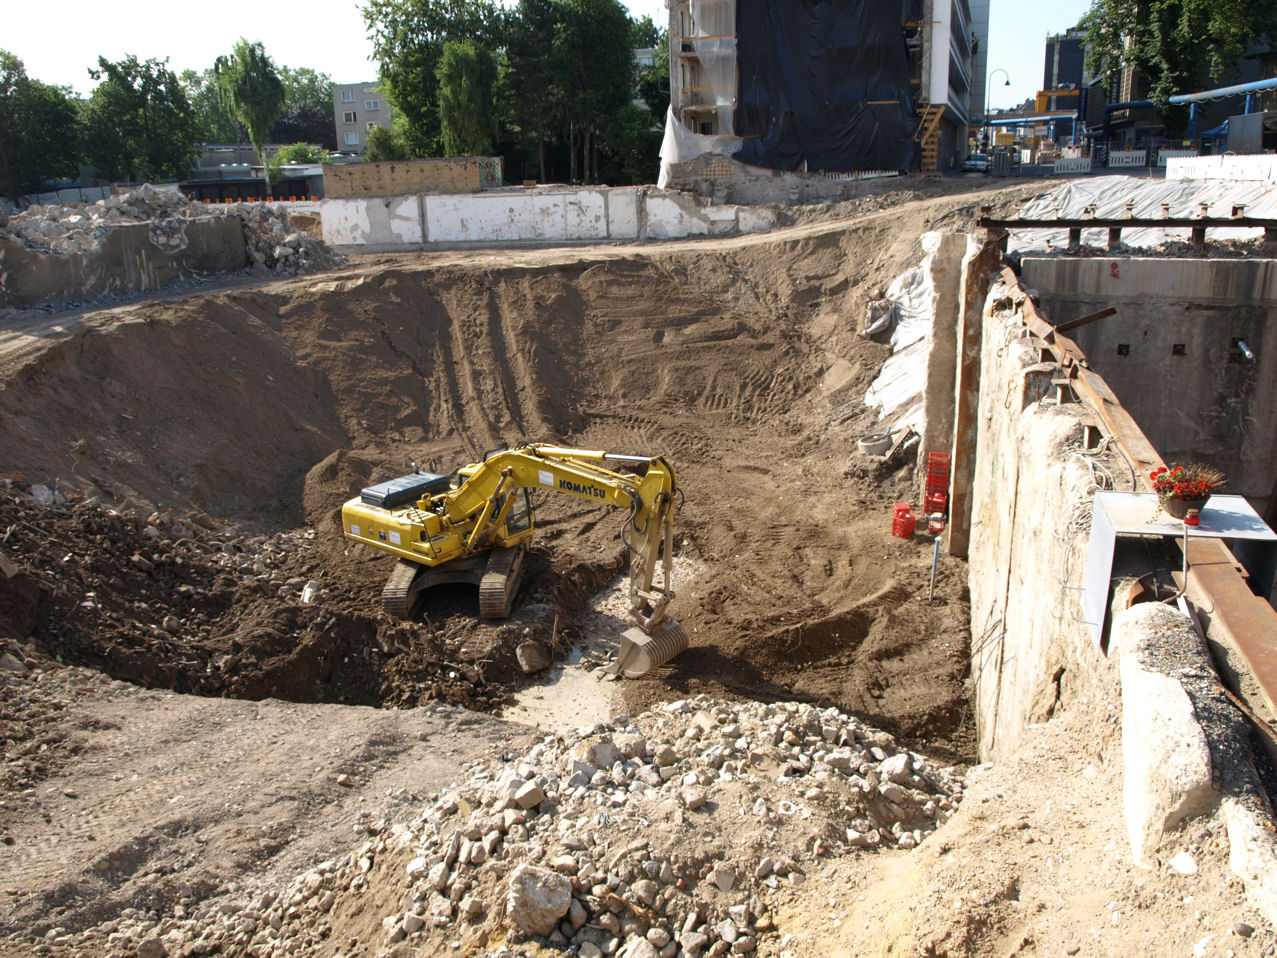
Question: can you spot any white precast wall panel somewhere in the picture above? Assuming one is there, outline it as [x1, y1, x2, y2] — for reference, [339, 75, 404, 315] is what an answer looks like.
[322, 196, 422, 246]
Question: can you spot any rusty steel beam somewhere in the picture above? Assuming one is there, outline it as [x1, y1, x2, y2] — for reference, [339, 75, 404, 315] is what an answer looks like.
[1056, 306, 1117, 334]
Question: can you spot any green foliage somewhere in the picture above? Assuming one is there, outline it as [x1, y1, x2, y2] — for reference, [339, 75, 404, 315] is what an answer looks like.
[437, 39, 498, 156]
[266, 141, 328, 176]
[503, 0, 562, 180]
[365, 0, 667, 181]
[1084, 0, 1277, 107]
[600, 102, 661, 185]
[0, 51, 82, 201]
[83, 55, 201, 183]
[364, 0, 506, 156]
[636, 29, 670, 125]
[270, 103, 338, 149]
[365, 124, 411, 161]
[554, 0, 636, 182]
[277, 66, 333, 111]
[630, 14, 662, 48]
[180, 67, 242, 142]
[214, 38, 287, 178]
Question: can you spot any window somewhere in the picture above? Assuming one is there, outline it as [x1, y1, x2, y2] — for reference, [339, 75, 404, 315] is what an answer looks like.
[344, 132, 359, 146]
[341, 89, 355, 102]
[342, 111, 356, 124]
[365, 99, 380, 111]
[366, 121, 382, 131]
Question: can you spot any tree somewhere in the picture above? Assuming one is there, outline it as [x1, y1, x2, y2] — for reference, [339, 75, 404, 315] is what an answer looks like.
[1083, 0, 1277, 121]
[277, 66, 333, 111]
[600, 102, 661, 185]
[636, 28, 670, 125]
[630, 14, 662, 48]
[269, 65, 336, 148]
[554, 0, 635, 183]
[437, 39, 498, 156]
[0, 51, 81, 201]
[363, 0, 506, 155]
[83, 55, 200, 183]
[214, 39, 287, 183]
[180, 67, 242, 142]
[266, 141, 328, 182]
[365, 124, 411, 161]
[270, 103, 338, 149]
[503, 0, 563, 180]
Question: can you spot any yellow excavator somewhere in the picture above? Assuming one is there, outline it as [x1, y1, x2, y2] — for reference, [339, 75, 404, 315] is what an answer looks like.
[340, 443, 688, 677]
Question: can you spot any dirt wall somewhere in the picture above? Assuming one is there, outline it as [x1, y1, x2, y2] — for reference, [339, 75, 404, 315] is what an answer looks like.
[0, 219, 246, 309]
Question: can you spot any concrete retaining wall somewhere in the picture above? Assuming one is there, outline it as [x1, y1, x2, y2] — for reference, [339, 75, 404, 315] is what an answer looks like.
[1021, 257, 1277, 511]
[961, 273, 1277, 918]
[320, 187, 778, 250]
[965, 283, 1101, 761]
[0, 218, 247, 310]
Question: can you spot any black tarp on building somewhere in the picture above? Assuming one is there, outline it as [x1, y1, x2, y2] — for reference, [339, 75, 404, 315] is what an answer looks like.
[733, 0, 921, 172]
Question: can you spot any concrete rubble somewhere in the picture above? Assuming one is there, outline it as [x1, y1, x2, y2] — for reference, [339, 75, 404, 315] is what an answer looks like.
[36, 695, 964, 956]
[0, 184, 343, 276]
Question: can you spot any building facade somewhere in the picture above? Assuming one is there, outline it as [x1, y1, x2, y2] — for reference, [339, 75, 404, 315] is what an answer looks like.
[668, 0, 989, 173]
[331, 82, 397, 154]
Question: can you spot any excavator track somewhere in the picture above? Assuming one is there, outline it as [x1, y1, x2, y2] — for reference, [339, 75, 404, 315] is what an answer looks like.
[381, 559, 425, 619]
[478, 544, 528, 619]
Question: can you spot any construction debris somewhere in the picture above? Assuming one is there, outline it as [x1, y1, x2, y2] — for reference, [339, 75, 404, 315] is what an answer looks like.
[0, 184, 343, 275]
[31, 695, 963, 956]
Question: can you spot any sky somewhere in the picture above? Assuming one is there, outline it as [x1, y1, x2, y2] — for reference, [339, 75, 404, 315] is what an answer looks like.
[9, 0, 1086, 103]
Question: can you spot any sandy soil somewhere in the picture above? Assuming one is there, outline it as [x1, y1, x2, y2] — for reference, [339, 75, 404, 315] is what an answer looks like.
[2, 176, 1272, 956]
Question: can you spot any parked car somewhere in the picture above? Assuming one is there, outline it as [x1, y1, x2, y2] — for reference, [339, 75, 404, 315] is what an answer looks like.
[962, 152, 990, 173]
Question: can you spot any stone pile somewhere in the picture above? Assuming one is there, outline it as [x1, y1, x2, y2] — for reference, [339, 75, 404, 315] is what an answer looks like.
[55, 696, 964, 957]
[227, 202, 343, 275]
[0, 185, 342, 276]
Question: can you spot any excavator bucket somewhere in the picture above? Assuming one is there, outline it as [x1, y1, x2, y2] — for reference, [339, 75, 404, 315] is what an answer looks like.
[605, 620, 690, 678]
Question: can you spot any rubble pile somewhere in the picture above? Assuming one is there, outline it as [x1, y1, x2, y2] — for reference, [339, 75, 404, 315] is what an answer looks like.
[225, 202, 345, 275]
[0, 185, 342, 276]
[47, 697, 964, 957]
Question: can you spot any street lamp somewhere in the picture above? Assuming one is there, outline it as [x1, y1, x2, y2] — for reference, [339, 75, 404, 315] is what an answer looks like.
[984, 69, 1011, 149]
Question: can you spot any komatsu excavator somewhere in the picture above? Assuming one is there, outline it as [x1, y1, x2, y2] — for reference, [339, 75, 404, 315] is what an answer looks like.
[340, 443, 688, 677]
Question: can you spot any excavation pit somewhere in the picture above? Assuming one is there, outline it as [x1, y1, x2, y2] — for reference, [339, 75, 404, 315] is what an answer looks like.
[0, 211, 985, 762]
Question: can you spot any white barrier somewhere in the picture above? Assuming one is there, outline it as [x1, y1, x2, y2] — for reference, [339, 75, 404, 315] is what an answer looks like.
[322, 187, 778, 248]
[1156, 149, 1198, 167]
[1108, 150, 1148, 168]
[1166, 155, 1277, 183]
[1053, 157, 1093, 175]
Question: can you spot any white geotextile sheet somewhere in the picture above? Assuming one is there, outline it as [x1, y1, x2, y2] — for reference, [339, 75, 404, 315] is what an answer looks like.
[1010, 174, 1277, 252]
[863, 232, 942, 435]
[657, 107, 742, 188]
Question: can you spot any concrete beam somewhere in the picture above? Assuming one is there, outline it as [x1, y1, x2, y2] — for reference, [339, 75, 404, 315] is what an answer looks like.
[1113, 604, 1215, 867]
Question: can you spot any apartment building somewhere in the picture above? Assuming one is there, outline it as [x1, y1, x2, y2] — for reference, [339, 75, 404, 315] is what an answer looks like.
[332, 82, 397, 154]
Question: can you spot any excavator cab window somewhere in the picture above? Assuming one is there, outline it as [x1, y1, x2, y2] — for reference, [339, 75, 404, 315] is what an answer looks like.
[505, 487, 532, 534]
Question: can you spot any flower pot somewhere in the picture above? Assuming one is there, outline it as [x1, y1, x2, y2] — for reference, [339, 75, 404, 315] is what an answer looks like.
[1163, 496, 1209, 520]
